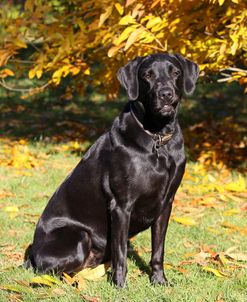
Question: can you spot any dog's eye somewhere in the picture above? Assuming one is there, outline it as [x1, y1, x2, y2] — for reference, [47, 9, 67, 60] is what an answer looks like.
[143, 71, 152, 79]
[173, 70, 180, 78]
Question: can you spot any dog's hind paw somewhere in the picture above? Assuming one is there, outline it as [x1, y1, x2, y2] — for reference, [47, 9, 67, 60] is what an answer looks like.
[150, 272, 170, 286]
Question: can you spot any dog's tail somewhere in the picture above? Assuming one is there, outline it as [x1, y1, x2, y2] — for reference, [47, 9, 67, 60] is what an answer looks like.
[21, 244, 34, 269]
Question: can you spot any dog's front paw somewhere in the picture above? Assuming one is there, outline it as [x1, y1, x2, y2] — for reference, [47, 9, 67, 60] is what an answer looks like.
[150, 271, 169, 286]
[112, 270, 127, 288]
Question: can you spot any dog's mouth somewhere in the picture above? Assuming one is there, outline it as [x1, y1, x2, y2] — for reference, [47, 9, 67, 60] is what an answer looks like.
[153, 104, 175, 116]
[160, 105, 173, 113]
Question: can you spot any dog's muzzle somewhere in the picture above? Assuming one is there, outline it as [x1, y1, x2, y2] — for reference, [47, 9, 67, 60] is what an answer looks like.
[157, 88, 174, 102]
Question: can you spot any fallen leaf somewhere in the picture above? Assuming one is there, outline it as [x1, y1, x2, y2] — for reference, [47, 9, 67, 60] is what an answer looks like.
[202, 266, 229, 277]
[221, 222, 240, 231]
[194, 251, 212, 266]
[224, 175, 246, 192]
[14, 280, 30, 288]
[0, 284, 32, 293]
[80, 294, 101, 302]
[30, 275, 58, 287]
[223, 208, 240, 216]
[7, 293, 23, 302]
[225, 250, 247, 261]
[216, 253, 231, 266]
[52, 288, 66, 296]
[0, 190, 15, 199]
[216, 293, 225, 302]
[177, 267, 188, 275]
[183, 240, 194, 248]
[164, 263, 174, 270]
[62, 272, 75, 285]
[3, 206, 19, 213]
[76, 277, 87, 291]
[76, 262, 110, 281]
[173, 216, 197, 226]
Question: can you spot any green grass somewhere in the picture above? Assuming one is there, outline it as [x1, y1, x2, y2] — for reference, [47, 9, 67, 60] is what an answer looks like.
[0, 152, 246, 301]
[0, 83, 246, 301]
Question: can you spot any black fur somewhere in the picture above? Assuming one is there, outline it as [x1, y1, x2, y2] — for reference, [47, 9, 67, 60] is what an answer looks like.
[27, 53, 199, 287]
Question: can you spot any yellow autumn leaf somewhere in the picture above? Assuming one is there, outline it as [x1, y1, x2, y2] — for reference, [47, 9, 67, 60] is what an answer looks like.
[36, 69, 43, 79]
[108, 44, 124, 57]
[151, 22, 166, 33]
[163, 263, 174, 270]
[226, 252, 247, 261]
[52, 68, 64, 85]
[173, 216, 197, 226]
[231, 41, 239, 55]
[76, 262, 110, 281]
[19, 139, 27, 145]
[113, 26, 138, 46]
[41, 275, 60, 285]
[218, 194, 229, 202]
[63, 272, 75, 285]
[218, 253, 231, 266]
[218, 0, 225, 6]
[221, 221, 240, 231]
[115, 3, 124, 15]
[140, 33, 155, 44]
[223, 208, 240, 216]
[4, 206, 19, 213]
[70, 66, 80, 75]
[202, 266, 228, 277]
[14, 39, 27, 49]
[84, 68, 90, 75]
[28, 69, 36, 79]
[1, 68, 15, 76]
[118, 14, 136, 25]
[30, 276, 55, 287]
[146, 17, 162, 29]
[224, 175, 246, 192]
[98, 6, 113, 27]
[76, 276, 87, 291]
[0, 284, 32, 294]
[124, 28, 144, 51]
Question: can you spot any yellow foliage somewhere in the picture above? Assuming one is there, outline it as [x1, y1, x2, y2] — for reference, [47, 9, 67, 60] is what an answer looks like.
[0, 139, 48, 170]
[224, 175, 246, 192]
[0, 0, 246, 96]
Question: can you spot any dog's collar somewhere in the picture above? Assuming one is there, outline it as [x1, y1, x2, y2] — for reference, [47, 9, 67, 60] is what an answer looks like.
[152, 133, 173, 150]
[130, 102, 174, 151]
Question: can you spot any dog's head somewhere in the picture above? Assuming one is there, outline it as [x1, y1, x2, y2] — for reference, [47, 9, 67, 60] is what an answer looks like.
[117, 53, 199, 118]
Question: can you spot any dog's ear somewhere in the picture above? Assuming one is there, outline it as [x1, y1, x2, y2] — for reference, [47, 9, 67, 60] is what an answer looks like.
[117, 56, 144, 101]
[174, 54, 200, 95]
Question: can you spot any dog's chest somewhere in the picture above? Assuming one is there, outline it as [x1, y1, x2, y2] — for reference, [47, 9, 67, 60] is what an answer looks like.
[128, 154, 170, 234]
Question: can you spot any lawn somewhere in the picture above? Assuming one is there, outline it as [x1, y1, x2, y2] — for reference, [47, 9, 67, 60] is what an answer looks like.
[0, 82, 246, 301]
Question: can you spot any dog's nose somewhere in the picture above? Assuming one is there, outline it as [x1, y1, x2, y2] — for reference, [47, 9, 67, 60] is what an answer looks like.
[158, 89, 173, 100]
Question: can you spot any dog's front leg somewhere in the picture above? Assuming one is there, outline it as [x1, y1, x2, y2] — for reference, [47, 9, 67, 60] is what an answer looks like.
[111, 206, 131, 287]
[150, 159, 186, 285]
[150, 202, 172, 285]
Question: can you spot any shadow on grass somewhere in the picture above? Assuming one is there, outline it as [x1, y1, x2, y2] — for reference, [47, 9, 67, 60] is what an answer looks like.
[0, 81, 246, 169]
[127, 242, 151, 276]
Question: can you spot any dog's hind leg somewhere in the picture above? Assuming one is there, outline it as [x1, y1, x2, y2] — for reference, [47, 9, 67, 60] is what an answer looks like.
[32, 227, 91, 275]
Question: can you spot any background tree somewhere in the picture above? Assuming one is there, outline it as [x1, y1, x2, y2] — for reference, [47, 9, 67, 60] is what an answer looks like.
[0, 0, 246, 98]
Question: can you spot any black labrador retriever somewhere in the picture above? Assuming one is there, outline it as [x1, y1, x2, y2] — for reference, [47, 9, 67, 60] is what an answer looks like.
[26, 53, 199, 287]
